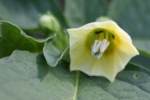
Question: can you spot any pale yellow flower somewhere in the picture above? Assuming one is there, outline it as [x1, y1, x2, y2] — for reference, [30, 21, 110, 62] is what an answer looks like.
[67, 20, 139, 82]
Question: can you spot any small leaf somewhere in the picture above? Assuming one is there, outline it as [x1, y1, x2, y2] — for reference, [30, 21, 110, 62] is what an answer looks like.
[43, 31, 68, 67]
[0, 21, 52, 58]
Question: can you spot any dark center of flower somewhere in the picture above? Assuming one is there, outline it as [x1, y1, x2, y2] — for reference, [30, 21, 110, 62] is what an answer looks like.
[88, 28, 115, 59]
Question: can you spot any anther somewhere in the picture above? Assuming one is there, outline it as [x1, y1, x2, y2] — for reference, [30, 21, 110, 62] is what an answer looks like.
[91, 39, 110, 59]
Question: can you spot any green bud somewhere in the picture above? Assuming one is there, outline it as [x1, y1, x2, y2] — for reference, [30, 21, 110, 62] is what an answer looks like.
[39, 13, 61, 32]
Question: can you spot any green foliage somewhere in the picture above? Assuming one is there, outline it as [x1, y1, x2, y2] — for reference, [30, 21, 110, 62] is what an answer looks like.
[0, 21, 52, 58]
[0, 0, 150, 100]
[43, 31, 68, 67]
[0, 51, 75, 100]
[1, 50, 150, 100]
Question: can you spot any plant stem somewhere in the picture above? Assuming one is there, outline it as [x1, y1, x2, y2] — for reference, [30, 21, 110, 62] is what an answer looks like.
[73, 71, 80, 100]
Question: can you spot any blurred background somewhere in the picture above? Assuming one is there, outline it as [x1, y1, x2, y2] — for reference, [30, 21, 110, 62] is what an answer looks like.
[0, 0, 149, 58]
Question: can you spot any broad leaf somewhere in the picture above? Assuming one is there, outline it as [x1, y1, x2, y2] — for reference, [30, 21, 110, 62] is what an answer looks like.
[0, 0, 67, 29]
[0, 21, 52, 58]
[0, 50, 75, 100]
[0, 50, 150, 100]
[65, 0, 110, 27]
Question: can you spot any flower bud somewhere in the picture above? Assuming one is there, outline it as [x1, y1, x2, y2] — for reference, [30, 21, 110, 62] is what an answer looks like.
[39, 13, 61, 32]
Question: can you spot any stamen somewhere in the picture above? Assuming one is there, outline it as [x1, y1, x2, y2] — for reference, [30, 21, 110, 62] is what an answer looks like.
[99, 39, 110, 53]
[91, 39, 110, 59]
[91, 40, 101, 54]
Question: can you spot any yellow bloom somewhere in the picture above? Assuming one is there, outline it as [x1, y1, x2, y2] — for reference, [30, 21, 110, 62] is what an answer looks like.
[67, 20, 139, 82]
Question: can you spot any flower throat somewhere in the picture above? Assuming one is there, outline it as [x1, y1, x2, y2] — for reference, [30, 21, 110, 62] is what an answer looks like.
[91, 29, 115, 59]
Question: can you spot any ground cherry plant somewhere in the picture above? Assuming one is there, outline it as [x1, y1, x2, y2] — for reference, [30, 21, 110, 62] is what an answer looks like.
[0, 0, 150, 100]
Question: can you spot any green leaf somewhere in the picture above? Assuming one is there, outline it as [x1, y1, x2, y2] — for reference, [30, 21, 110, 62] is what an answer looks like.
[43, 31, 68, 67]
[65, 0, 110, 27]
[0, 50, 76, 100]
[0, 0, 67, 29]
[0, 21, 52, 58]
[108, 0, 150, 38]
[130, 55, 150, 74]
[1, 50, 150, 100]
